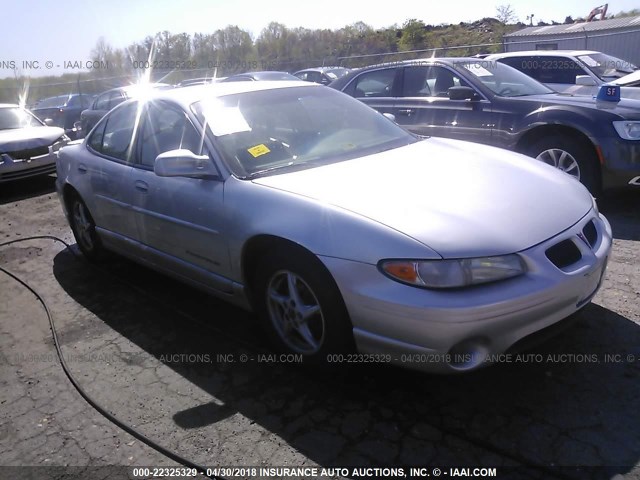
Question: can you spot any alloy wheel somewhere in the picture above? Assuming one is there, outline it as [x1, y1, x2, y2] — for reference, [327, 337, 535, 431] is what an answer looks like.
[536, 148, 581, 180]
[72, 200, 95, 251]
[266, 270, 325, 354]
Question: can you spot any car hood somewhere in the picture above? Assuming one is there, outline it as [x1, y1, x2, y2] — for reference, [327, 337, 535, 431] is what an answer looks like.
[521, 93, 640, 117]
[0, 126, 65, 153]
[252, 138, 592, 258]
[612, 69, 640, 87]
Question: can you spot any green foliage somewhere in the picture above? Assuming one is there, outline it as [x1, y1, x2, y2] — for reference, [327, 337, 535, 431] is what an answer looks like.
[398, 19, 427, 51]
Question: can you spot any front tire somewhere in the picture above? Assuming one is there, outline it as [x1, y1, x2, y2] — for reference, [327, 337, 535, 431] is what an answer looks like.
[253, 250, 354, 363]
[525, 135, 600, 194]
[68, 195, 104, 261]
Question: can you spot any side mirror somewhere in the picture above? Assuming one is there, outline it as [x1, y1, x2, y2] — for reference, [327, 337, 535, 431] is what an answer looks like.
[448, 86, 479, 101]
[154, 149, 218, 179]
[382, 112, 397, 123]
[43, 118, 55, 126]
[576, 75, 597, 86]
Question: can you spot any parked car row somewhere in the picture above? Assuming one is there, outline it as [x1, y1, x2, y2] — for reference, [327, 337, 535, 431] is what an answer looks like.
[11, 47, 639, 374]
[19, 51, 640, 195]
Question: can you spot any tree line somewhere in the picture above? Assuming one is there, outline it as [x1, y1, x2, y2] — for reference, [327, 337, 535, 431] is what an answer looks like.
[1, 7, 638, 103]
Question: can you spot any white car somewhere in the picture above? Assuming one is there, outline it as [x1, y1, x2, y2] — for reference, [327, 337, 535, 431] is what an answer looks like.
[487, 50, 640, 100]
[0, 104, 68, 182]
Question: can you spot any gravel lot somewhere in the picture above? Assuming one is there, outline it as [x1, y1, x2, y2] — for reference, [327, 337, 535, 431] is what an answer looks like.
[1, 174, 639, 480]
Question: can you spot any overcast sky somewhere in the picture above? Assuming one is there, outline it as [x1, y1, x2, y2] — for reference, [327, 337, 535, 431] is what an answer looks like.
[2, 0, 639, 78]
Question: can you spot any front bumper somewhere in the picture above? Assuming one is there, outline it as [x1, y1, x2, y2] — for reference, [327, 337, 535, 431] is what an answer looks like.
[320, 210, 612, 374]
[0, 149, 58, 183]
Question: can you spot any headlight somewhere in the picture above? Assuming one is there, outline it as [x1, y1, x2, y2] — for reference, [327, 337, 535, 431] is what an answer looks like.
[379, 254, 526, 289]
[613, 121, 640, 140]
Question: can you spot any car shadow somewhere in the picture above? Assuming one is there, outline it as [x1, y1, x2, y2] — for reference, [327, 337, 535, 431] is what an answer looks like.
[0, 174, 56, 205]
[52, 249, 640, 477]
[598, 190, 640, 241]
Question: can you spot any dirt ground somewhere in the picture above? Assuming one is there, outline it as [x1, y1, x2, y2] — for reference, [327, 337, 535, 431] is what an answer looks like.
[1, 174, 639, 480]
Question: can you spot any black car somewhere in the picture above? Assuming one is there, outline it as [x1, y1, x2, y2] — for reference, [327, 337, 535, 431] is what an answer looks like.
[80, 84, 172, 135]
[330, 58, 640, 193]
[31, 94, 94, 140]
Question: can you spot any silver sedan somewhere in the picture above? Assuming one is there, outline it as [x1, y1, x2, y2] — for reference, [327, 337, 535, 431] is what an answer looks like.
[55, 81, 612, 373]
[1, 104, 68, 182]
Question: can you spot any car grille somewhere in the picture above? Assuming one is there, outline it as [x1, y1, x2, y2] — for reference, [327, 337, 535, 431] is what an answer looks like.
[545, 219, 600, 270]
[582, 220, 598, 248]
[546, 239, 582, 269]
[6, 145, 50, 160]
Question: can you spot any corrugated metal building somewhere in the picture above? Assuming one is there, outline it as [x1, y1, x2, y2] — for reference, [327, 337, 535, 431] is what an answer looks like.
[503, 16, 640, 64]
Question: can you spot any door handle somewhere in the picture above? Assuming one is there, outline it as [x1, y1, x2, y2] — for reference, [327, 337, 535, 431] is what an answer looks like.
[397, 109, 415, 115]
[77, 164, 87, 173]
[134, 180, 149, 192]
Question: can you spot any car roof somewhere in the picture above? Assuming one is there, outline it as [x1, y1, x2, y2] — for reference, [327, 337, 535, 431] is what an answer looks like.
[487, 50, 600, 59]
[342, 57, 483, 72]
[94, 83, 172, 97]
[149, 80, 318, 107]
[226, 71, 298, 80]
[295, 66, 349, 73]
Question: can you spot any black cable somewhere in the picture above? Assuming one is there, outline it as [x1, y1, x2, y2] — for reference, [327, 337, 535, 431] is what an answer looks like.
[0, 235, 576, 480]
[0, 236, 220, 480]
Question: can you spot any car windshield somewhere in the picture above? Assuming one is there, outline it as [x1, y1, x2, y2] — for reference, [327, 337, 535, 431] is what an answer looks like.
[577, 53, 638, 79]
[325, 68, 350, 79]
[0, 107, 44, 130]
[456, 61, 554, 97]
[192, 86, 417, 178]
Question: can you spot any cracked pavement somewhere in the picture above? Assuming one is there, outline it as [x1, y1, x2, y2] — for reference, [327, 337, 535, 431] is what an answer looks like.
[1, 175, 639, 479]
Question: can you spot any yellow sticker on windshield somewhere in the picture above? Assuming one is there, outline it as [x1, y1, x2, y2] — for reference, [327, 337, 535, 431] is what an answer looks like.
[248, 144, 271, 158]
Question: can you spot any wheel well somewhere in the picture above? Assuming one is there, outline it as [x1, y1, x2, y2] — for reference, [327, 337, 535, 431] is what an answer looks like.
[516, 125, 601, 184]
[517, 125, 598, 160]
[241, 235, 323, 307]
[62, 184, 80, 211]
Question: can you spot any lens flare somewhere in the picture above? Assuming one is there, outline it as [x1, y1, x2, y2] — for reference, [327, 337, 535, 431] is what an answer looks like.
[17, 78, 30, 110]
[126, 42, 156, 162]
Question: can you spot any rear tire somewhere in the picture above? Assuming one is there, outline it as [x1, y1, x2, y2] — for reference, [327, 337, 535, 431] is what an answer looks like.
[68, 194, 104, 262]
[524, 135, 600, 194]
[253, 249, 354, 364]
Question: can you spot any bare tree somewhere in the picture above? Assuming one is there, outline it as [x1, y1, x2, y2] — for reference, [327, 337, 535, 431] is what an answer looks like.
[495, 4, 518, 24]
